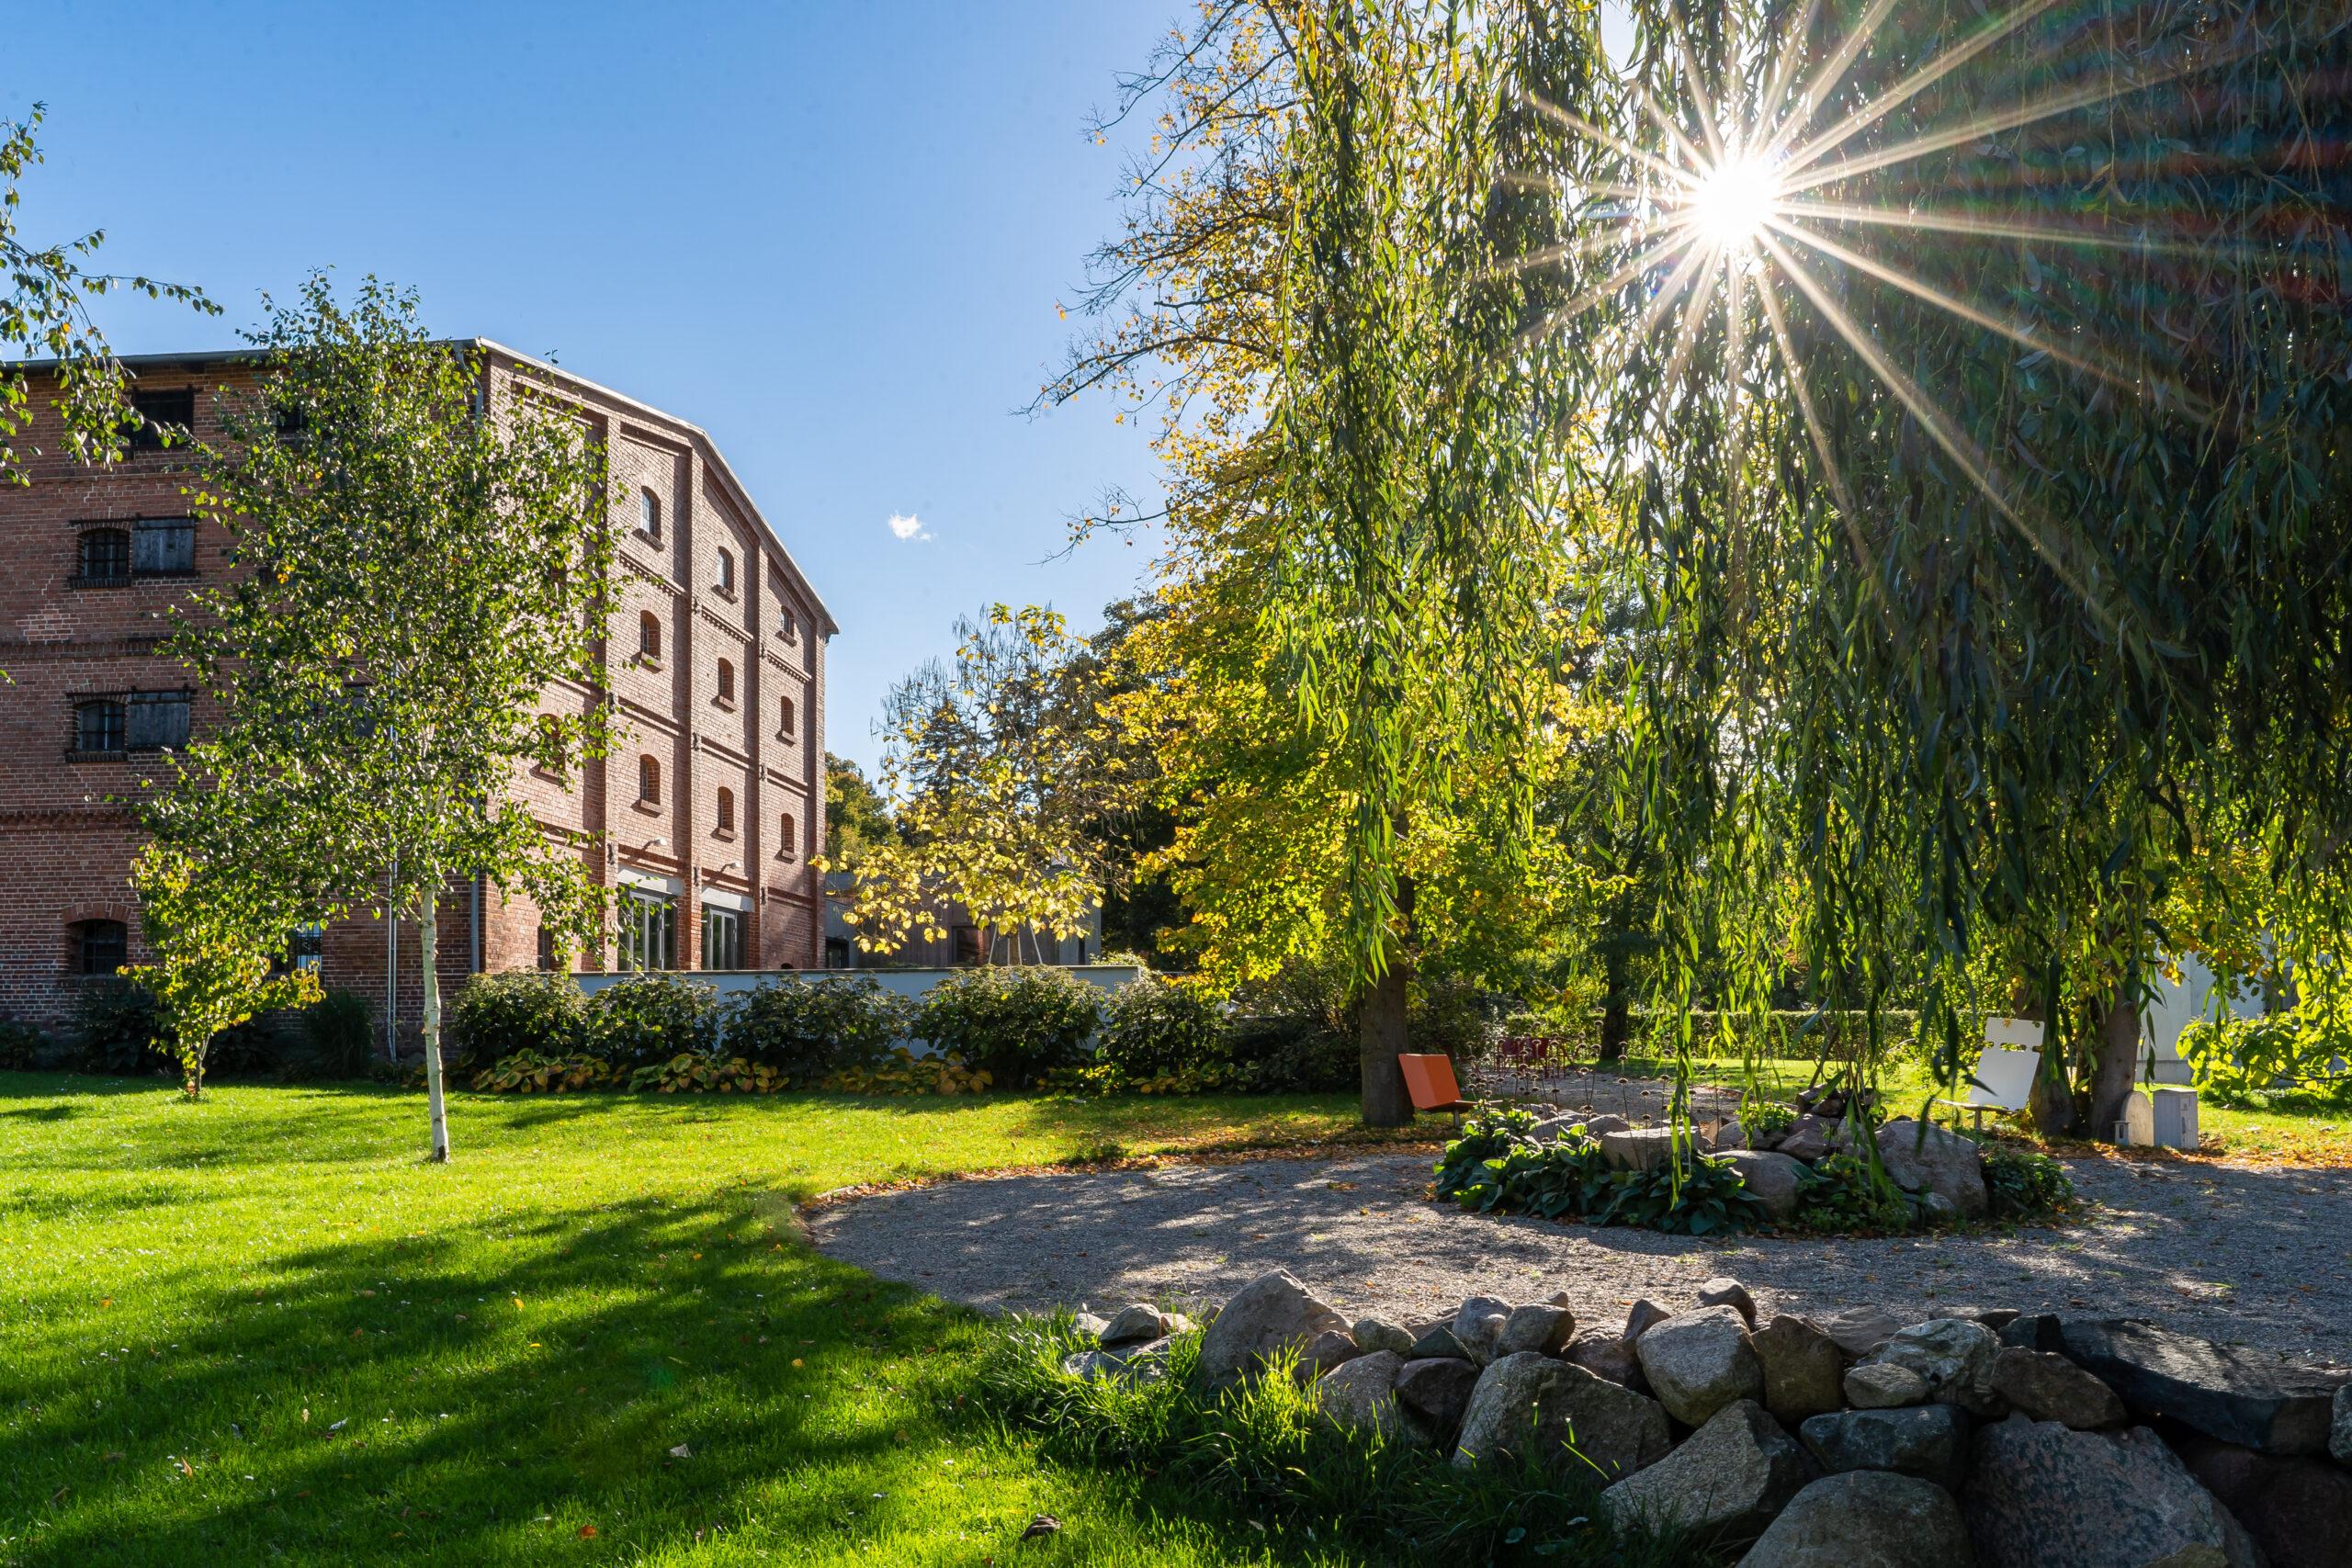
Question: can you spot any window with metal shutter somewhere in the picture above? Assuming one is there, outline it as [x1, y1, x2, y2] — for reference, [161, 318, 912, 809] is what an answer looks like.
[132, 519, 196, 575]
[126, 693, 191, 750]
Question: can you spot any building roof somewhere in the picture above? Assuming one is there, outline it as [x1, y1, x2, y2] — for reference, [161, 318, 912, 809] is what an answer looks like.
[6, 339, 838, 636]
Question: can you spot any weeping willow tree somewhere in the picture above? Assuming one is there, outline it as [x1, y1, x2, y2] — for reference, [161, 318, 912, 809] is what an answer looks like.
[1267, 1, 1616, 1123]
[1555, 0, 2352, 1144]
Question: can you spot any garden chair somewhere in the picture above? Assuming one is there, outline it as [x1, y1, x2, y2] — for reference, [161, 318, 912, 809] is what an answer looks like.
[1397, 1053, 1475, 1129]
[1932, 1017, 2043, 1133]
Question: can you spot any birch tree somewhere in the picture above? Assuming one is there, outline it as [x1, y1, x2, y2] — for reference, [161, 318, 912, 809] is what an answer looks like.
[157, 275, 613, 1161]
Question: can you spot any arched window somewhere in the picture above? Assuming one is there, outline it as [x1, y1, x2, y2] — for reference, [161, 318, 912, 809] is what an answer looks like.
[778, 811, 797, 860]
[715, 547, 735, 594]
[639, 611, 662, 661]
[716, 786, 735, 833]
[639, 754, 662, 806]
[639, 488, 662, 540]
[76, 528, 130, 583]
[716, 659, 735, 704]
[71, 918, 127, 975]
[74, 699, 126, 753]
[778, 694, 797, 739]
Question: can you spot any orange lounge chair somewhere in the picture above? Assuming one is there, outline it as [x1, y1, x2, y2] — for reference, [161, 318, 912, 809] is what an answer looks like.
[1397, 1053, 1474, 1127]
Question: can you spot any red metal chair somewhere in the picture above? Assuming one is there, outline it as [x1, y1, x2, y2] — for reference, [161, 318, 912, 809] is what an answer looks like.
[1397, 1053, 1474, 1128]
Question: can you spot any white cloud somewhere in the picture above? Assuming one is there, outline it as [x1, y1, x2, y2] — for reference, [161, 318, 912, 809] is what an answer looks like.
[887, 512, 931, 542]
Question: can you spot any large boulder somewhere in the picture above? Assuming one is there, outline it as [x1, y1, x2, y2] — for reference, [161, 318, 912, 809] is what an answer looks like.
[1637, 1303, 1765, 1427]
[1863, 1319, 2003, 1416]
[1991, 1347, 2127, 1430]
[1754, 1315, 1848, 1423]
[1777, 1115, 1838, 1162]
[1408, 1324, 1474, 1362]
[1451, 1296, 1514, 1366]
[1064, 1336, 1174, 1384]
[1964, 1415, 2264, 1568]
[1351, 1316, 1417, 1358]
[1497, 1302, 1577, 1357]
[1624, 1299, 1674, 1342]
[1873, 1119, 1989, 1219]
[1396, 1356, 1482, 1446]
[1600, 1399, 1815, 1540]
[1797, 1404, 1970, 1493]
[1315, 1350, 1407, 1439]
[1699, 1277, 1760, 1327]
[1194, 1269, 1351, 1391]
[1583, 1113, 1633, 1134]
[1102, 1303, 1184, 1347]
[2176, 1435, 2352, 1568]
[1721, 1150, 1808, 1223]
[1736, 1472, 1973, 1568]
[1818, 1304, 1903, 1359]
[1601, 1126, 1678, 1171]
[2057, 1318, 2351, 1456]
[1845, 1362, 1931, 1410]
[1565, 1330, 1652, 1395]
[1453, 1351, 1671, 1482]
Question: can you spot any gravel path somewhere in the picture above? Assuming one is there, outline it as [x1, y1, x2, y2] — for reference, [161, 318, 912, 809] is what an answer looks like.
[809, 1152, 2352, 1358]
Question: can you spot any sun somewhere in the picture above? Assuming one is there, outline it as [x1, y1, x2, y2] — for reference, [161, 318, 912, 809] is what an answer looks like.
[1686, 154, 1780, 250]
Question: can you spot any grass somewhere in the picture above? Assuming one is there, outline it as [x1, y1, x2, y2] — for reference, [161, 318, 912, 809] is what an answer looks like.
[0, 1075, 1452, 1568]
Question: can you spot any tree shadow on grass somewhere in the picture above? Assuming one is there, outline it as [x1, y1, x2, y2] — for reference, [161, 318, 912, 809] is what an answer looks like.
[2, 1191, 1072, 1566]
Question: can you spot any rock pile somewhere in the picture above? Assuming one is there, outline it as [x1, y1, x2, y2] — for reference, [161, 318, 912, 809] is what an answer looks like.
[1065, 1269, 2352, 1565]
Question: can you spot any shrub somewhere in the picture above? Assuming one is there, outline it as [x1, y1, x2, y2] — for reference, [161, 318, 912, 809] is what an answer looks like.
[2179, 1010, 2352, 1101]
[204, 1010, 305, 1079]
[910, 967, 1100, 1089]
[1095, 976, 1226, 1079]
[0, 1016, 54, 1072]
[1792, 1151, 1911, 1233]
[447, 971, 587, 1069]
[1985, 1145, 2074, 1218]
[822, 1046, 993, 1096]
[583, 974, 724, 1066]
[470, 1050, 617, 1093]
[293, 987, 378, 1079]
[1222, 1012, 1356, 1092]
[1430, 1110, 1765, 1235]
[727, 975, 907, 1079]
[69, 978, 166, 1076]
[627, 1054, 789, 1094]
[1743, 1098, 1797, 1144]
[1410, 973, 1503, 1058]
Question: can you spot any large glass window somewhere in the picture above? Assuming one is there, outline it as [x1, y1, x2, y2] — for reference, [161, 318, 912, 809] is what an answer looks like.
[701, 906, 743, 971]
[618, 889, 676, 972]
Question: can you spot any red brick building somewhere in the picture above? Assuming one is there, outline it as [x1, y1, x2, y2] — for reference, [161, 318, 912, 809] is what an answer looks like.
[0, 342, 833, 1042]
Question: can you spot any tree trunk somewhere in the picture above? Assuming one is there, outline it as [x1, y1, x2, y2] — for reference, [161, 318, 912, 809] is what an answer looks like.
[2086, 976, 2143, 1143]
[1359, 955, 1413, 1128]
[419, 886, 452, 1163]
[1599, 945, 1631, 1063]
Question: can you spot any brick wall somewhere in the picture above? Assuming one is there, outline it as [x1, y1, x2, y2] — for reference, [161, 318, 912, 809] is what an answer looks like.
[0, 344, 834, 1035]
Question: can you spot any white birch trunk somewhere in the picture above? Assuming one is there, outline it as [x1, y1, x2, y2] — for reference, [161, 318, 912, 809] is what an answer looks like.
[419, 885, 452, 1162]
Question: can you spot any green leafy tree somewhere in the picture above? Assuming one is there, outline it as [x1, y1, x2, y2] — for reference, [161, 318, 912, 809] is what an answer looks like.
[822, 752, 899, 869]
[123, 842, 322, 1099]
[152, 275, 614, 1161]
[828, 605, 1125, 962]
[1567, 0, 2352, 1139]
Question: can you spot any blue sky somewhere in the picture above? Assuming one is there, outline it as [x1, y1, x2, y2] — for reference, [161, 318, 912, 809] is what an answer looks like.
[5, 1, 1174, 776]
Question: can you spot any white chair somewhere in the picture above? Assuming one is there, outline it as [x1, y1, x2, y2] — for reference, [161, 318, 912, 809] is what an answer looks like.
[1934, 1017, 2043, 1132]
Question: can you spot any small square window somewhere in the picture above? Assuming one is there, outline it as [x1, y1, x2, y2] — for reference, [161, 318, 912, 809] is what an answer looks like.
[73, 919, 129, 975]
[132, 519, 197, 577]
[127, 388, 195, 451]
[74, 699, 126, 754]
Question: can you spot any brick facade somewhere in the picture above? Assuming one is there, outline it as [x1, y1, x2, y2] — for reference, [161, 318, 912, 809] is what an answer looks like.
[0, 342, 833, 1042]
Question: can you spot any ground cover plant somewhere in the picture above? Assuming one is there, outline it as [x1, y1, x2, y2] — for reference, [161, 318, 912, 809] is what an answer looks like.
[976, 1325, 1697, 1567]
[0, 1072, 1453, 1568]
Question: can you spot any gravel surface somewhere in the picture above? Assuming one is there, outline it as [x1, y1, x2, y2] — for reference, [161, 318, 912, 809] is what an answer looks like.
[809, 1151, 2352, 1358]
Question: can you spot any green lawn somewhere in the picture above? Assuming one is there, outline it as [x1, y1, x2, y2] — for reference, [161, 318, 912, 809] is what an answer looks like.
[0, 1075, 1412, 1568]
